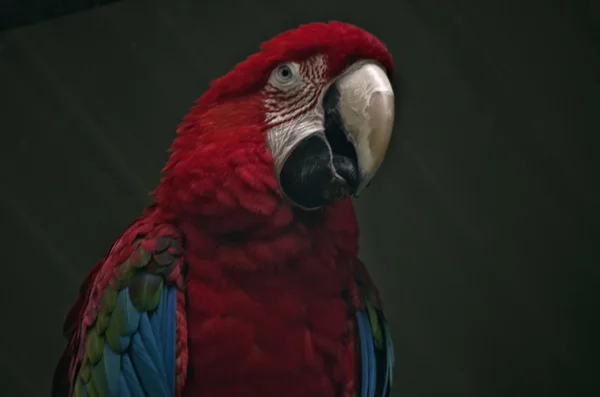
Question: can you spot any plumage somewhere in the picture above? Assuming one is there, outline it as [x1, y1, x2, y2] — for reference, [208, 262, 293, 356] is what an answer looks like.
[74, 277, 178, 397]
[53, 20, 396, 397]
[53, 219, 186, 397]
[353, 256, 395, 397]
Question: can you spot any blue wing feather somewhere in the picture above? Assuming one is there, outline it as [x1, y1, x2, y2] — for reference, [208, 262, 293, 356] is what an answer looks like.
[356, 306, 395, 397]
[90, 284, 177, 397]
[356, 310, 377, 397]
[129, 331, 169, 397]
[118, 376, 132, 397]
[116, 288, 141, 335]
[164, 286, 177, 393]
[121, 355, 145, 397]
[149, 283, 167, 347]
[356, 311, 370, 397]
[137, 314, 166, 376]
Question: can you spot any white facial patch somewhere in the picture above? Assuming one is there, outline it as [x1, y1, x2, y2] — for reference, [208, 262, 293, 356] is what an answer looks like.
[263, 55, 330, 177]
[262, 56, 395, 201]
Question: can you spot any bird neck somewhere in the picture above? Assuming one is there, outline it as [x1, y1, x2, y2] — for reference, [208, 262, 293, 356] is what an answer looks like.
[159, 198, 360, 275]
[151, 99, 360, 270]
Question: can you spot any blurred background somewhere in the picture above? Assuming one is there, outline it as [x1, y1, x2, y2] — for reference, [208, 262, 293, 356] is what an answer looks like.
[1, 0, 598, 396]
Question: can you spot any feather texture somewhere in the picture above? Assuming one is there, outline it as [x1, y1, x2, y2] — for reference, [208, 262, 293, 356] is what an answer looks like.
[356, 310, 376, 397]
[73, 281, 177, 397]
[53, 217, 187, 397]
[53, 21, 396, 397]
[356, 303, 395, 397]
[354, 261, 395, 397]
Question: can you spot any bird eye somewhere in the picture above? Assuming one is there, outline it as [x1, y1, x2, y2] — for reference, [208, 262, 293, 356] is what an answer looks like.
[272, 63, 296, 87]
[278, 65, 292, 80]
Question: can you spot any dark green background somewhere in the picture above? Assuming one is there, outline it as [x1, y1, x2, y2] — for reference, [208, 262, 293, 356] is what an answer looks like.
[0, 0, 598, 395]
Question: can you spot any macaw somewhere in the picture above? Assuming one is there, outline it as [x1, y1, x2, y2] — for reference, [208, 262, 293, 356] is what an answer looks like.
[52, 21, 397, 397]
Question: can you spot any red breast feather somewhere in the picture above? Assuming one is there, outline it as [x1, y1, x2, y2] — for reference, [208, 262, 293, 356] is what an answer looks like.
[58, 20, 393, 397]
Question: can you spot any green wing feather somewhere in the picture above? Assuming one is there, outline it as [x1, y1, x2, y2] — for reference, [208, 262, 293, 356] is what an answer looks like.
[72, 235, 182, 397]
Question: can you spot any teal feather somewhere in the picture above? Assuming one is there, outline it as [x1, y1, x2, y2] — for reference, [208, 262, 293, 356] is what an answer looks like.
[357, 310, 377, 397]
[80, 282, 177, 397]
[138, 313, 166, 376]
[121, 355, 144, 397]
[356, 303, 395, 397]
[130, 330, 170, 396]
[118, 376, 132, 397]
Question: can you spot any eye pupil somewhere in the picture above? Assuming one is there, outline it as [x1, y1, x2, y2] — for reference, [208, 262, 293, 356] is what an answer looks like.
[279, 66, 292, 79]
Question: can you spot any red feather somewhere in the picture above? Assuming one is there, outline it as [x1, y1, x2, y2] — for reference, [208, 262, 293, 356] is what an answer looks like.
[55, 21, 392, 397]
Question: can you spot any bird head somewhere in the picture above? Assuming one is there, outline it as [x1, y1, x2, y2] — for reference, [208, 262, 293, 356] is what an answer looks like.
[156, 21, 395, 220]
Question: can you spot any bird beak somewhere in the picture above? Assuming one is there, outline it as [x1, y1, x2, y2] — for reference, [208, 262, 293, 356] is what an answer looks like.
[332, 61, 395, 195]
[277, 61, 395, 210]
